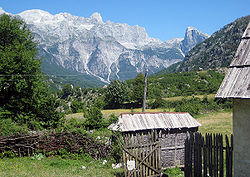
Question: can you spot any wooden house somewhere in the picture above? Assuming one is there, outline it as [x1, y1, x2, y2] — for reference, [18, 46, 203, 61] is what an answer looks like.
[216, 22, 250, 177]
[109, 112, 201, 168]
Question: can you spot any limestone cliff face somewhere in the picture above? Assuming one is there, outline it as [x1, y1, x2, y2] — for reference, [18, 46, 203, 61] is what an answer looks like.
[0, 8, 208, 83]
[176, 16, 250, 72]
[181, 26, 210, 55]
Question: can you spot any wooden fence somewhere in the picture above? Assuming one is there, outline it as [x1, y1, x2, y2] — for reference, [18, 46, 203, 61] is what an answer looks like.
[0, 132, 111, 159]
[184, 133, 233, 177]
[122, 130, 161, 177]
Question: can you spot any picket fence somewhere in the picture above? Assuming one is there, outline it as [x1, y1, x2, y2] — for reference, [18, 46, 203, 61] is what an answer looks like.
[184, 133, 233, 177]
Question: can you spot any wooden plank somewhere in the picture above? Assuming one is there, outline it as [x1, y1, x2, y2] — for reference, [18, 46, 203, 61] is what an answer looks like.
[133, 133, 137, 177]
[190, 133, 194, 177]
[198, 133, 202, 177]
[242, 22, 250, 38]
[152, 130, 155, 175]
[219, 134, 224, 177]
[123, 139, 161, 175]
[142, 132, 145, 177]
[229, 135, 233, 177]
[158, 130, 162, 171]
[138, 132, 142, 177]
[204, 135, 207, 177]
[146, 133, 149, 177]
[230, 38, 250, 66]
[184, 135, 190, 177]
[193, 134, 197, 177]
[208, 134, 212, 177]
[124, 141, 159, 149]
[226, 135, 229, 177]
[147, 131, 151, 176]
[174, 133, 177, 166]
[123, 147, 127, 177]
[124, 134, 128, 177]
[215, 134, 218, 177]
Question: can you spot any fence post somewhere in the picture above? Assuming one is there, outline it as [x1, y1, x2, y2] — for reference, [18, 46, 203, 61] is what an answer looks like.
[198, 133, 202, 177]
[226, 135, 229, 177]
[203, 134, 207, 177]
[229, 135, 233, 177]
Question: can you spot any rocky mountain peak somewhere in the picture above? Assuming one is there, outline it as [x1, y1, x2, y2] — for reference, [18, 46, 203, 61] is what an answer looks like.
[0, 7, 209, 85]
[0, 7, 6, 14]
[18, 9, 53, 24]
[90, 12, 103, 24]
[181, 26, 210, 55]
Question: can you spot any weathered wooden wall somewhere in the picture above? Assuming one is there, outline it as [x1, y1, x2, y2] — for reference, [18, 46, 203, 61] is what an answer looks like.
[123, 127, 198, 168]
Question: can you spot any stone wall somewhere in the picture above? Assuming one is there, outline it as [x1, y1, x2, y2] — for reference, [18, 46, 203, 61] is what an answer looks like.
[233, 99, 250, 177]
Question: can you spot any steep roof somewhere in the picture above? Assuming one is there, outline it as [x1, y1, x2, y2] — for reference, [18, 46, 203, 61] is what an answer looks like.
[216, 22, 250, 98]
[108, 112, 201, 132]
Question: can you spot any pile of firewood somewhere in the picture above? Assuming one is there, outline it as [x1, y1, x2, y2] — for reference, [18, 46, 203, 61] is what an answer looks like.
[0, 132, 111, 159]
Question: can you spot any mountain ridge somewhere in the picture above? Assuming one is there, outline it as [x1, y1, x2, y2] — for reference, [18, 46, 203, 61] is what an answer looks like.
[0, 8, 209, 86]
[165, 15, 250, 73]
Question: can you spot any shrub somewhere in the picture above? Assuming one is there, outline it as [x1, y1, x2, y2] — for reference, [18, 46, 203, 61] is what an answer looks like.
[163, 166, 184, 176]
[84, 106, 104, 130]
[110, 131, 123, 163]
[71, 99, 85, 113]
[56, 118, 86, 134]
[150, 96, 167, 109]
[175, 97, 202, 115]
[0, 118, 28, 136]
[105, 114, 118, 127]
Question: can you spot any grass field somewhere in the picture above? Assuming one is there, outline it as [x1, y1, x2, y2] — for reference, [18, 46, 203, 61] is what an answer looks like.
[66, 108, 174, 120]
[0, 110, 232, 177]
[163, 94, 216, 101]
[0, 157, 123, 177]
[196, 110, 233, 136]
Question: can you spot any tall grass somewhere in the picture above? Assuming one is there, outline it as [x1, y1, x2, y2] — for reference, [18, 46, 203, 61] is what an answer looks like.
[196, 110, 233, 136]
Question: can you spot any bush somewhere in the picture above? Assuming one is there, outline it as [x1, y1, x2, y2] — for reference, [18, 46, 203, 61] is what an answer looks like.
[56, 118, 86, 134]
[163, 166, 184, 176]
[71, 99, 85, 113]
[110, 131, 123, 163]
[84, 106, 104, 130]
[175, 97, 202, 115]
[105, 114, 118, 127]
[0, 118, 28, 136]
[174, 96, 232, 116]
[150, 96, 167, 109]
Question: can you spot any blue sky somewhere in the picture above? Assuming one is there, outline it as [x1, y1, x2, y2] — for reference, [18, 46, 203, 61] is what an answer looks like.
[1, 0, 249, 41]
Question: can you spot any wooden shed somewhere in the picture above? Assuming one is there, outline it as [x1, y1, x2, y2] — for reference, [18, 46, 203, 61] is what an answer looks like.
[109, 112, 201, 169]
[216, 22, 250, 177]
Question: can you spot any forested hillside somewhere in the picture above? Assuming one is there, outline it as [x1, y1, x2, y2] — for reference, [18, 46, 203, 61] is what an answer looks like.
[161, 15, 250, 73]
[145, 69, 225, 98]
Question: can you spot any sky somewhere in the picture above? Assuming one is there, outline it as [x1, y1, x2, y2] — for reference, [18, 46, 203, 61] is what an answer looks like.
[1, 0, 249, 41]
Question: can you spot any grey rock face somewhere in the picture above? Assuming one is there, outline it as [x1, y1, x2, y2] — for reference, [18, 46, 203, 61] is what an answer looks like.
[1, 8, 209, 82]
[181, 27, 210, 55]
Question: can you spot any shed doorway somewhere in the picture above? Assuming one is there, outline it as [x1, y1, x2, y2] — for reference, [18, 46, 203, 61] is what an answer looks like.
[122, 130, 161, 177]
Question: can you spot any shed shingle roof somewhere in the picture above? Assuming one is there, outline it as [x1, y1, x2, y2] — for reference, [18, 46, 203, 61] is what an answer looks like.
[216, 22, 250, 98]
[108, 112, 201, 132]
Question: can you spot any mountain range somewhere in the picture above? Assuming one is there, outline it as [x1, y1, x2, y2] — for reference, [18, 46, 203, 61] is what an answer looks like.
[0, 8, 209, 86]
[164, 15, 250, 73]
